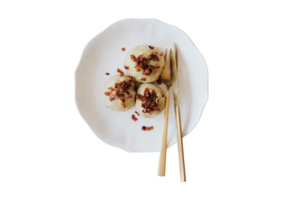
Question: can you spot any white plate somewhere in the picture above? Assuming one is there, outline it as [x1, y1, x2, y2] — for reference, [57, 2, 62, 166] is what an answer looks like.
[75, 18, 208, 152]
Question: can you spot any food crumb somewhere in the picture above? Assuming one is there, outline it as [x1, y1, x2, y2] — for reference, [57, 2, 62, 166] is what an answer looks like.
[117, 68, 124, 77]
[135, 111, 140, 116]
[142, 126, 154, 131]
[121, 48, 125, 51]
[106, 73, 110, 75]
[132, 115, 138, 121]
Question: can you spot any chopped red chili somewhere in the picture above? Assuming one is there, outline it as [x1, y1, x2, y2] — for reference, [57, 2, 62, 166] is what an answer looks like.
[117, 68, 124, 77]
[124, 66, 129, 70]
[140, 78, 146, 81]
[160, 52, 163, 56]
[132, 115, 138, 121]
[135, 111, 140, 116]
[106, 73, 110, 75]
[121, 48, 125, 51]
[104, 92, 110, 96]
[130, 55, 136, 60]
[150, 52, 159, 61]
[149, 46, 154, 49]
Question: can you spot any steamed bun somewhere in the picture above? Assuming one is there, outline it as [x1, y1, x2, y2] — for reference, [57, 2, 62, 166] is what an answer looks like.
[104, 74, 136, 111]
[124, 45, 165, 83]
[135, 83, 166, 118]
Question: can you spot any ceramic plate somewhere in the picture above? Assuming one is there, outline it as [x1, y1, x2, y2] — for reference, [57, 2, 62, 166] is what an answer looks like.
[75, 18, 208, 152]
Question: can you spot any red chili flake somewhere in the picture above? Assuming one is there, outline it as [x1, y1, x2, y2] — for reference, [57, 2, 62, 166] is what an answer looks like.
[157, 76, 162, 84]
[118, 96, 125, 102]
[124, 66, 129, 70]
[149, 46, 154, 49]
[131, 115, 138, 121]
[121, 103, 126, 108]
[128, 76, 135, 82]
[150, 52, 159, 61]
[140, 78, 146, 81]
[160, 52, 163, 56]
[141, 126, 154, 131]
[130, 55, 136, 60]
[104, 92, 111, 96]
[116, 91, 124, 97]
[144, 88, 149, 94]
[117, 68, 124, 77]
[121, 48, 125, 51]
[135, 111, 140, 116]
[106, 73, 110, 75]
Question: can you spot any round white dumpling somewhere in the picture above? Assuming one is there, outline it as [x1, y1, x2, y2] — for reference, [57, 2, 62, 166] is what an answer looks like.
[135, 83, 166, 118]
[124, 45, 165, 83]
[104, 74, 136, 111]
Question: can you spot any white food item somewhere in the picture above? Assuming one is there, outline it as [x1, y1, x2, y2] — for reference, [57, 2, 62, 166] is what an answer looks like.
[104, 74, 136, 112]
[124, 45, 165, 82]
[135, 83, 166, 118]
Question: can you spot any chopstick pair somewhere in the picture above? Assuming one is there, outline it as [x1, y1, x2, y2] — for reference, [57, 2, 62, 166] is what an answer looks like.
[155, 43, 188, 183]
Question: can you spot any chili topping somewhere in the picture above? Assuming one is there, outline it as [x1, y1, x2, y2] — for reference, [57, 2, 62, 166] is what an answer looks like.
[130, 53, 160, 76]
[104, 76, 135, 108]
[136, 88, 161, 115]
